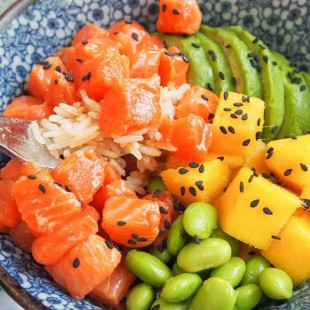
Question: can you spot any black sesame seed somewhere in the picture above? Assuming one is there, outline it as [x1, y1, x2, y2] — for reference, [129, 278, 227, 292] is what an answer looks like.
[252, 37, 259, 43]
[239, 181, 244, 193]
[219, 72, 225, 80]
[113, 31, 119, 35]
[217, 156, 224, 161]
[224, 107, 231, 112]
[201, 94, 208, 101]
[242, 139, 251, 146]
[117, 220, 127, 226]
[208, 113, 215, 120]
[81, 39, 88, 44]
[228, 126, 235, 134]
[225, 44, 231, 48]
[199, 164, 205, 173]
[164, 219, 171, 230]
[192, 42, 201, 48]
[224, 91, 229, 100]
[266, 152, 273, 160]
[54, 182, 62, 187]
[300, 85, 306, 92]
[241, 113, 248, 121]
[131, 233, 139, 240]
[272, 61, 278, 66]
[124, 20, 133, 24]
[39, 183, 46, 193]
[120, 296, 126, 304]
[248, 250, 256, 256]
[152, 304, 160, 310]
[55, 66, 62, 73]
[194, 235, 200, 244]
[162, 4, 167, 11]
[76, 58, 83, 63]
[250, 199, 259, 208]
[271, 126, 278, 135]
[137, 237, 148, 242]
[172, 9, 180, 15]
[248, 174, 255, 183]
[182, 55, 190, 63]
[270, 173, 278, 184]
[230, 113, 238, 119]
[235, 109, 243, 115]
[302, 199, 310, 209]
[232, 77, 237, 85]
[250, 58, 258, 68]
[300, 163, 308, 171]
[153, 189, 161, 197]
[262, 173, 270, 179]
[179, 167, 189, 174]
[54, 79, 58, 85]
[262, 55, 268, 63]
[263, 207, 273, 215]
[233, 102, 243, 107]
[64, 72, 74, 82]
[81, 71, 92, 81]
[132, 32, 139, 41]
[284, 169, 292, 176]
[256, 131, 262, 140]
[65, 184, 72, 192]
[242, 95, 247, 102]
[189, 162, 199, 168]
[211, 54, 217, 61]
[267, 147, 274, 154]
[128, 239, 137, 245]
[195, 180, 204, 191]
[105, 240, 114, 249]
[257, 118, 261, 126]
[42, 62, 52, 70]
[189, 186, 197, 197]
[39, 60, 49, 65]
[180, 186, 185, 196]
[27, 174, 37, 179]
[73, 257, 80, 268]
[207, 83, 213, 91]
[208, 50, 214, 55]
[271, 235, 281, 240]
[159, 206, 168, 214]
[220, 126, 228, 134]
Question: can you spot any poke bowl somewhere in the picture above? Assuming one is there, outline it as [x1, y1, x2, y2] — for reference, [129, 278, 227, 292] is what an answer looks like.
[0, 0, 309, 309]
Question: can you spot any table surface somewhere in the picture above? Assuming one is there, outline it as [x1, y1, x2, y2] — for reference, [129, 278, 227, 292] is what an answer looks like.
[0, 1, 25, 308]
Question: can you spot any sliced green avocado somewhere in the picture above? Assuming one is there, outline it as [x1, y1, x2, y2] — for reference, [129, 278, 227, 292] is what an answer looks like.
[200, 25, 263, 99]
[271, 53, 310, 137]
[159, 34, 215, 90]
[195, 31, 235, 95]
[228, 25, 285, 142]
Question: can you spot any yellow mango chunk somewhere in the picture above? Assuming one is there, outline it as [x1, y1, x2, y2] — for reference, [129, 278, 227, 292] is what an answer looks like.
[210, 91, 265, 158]
[265, 134, 310, 194]
[161, 159, 232, 207]
[215, 167, 301, 250]
[261, 211, 310, 285]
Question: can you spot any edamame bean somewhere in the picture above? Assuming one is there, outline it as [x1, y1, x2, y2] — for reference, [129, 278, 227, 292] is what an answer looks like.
[240, 255, 271, 286]
[258, 267, 293, 300]
[167, 214, 188, 255]
[210, 256, 246, 287]
[189, 277, 237, 310]
[183, 202, 218, 239]
[125, 250, 173, 287]
[234, 284, 263, 310]
[150, 245, 172, 264]
[126, 283, 155, 310]
[151, 298, 188, 310]
[211, 227, 240, 256]
[147, 177, 167, 193]
[177, 238, 231, 273]
[161, 273, 202, 303]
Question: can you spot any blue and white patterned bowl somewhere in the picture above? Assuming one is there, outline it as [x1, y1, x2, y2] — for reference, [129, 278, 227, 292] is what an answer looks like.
[0, 0, 309, 309]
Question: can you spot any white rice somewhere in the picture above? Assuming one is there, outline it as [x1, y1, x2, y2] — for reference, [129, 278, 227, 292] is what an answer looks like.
[30, 85, 190, 194]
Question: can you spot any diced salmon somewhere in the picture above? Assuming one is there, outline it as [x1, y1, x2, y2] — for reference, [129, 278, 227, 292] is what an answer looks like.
[51, 150, 107, 205]
[72, 24, 109, 46]
[46, 234, 121, 300]
[9, 220, 35, 252]
[99, 75, 161, 137]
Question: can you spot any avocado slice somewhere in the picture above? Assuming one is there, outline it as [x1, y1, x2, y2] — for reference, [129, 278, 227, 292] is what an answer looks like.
[159, 34, 215, 90]
[271, 52, 310, 137]
[195, 31, 235, 95]
[228, 25, 285, 141]
[200, 25, 263, 99]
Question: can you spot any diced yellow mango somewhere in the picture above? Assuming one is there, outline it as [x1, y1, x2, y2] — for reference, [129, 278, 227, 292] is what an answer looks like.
[215, 167, 302, 250]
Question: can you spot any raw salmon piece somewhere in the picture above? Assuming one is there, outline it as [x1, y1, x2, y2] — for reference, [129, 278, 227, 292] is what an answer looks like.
[9, 220, 35, 252]
[101, 196, 160, 248]
[27, 56, 67, 101]
[130, 50, 161, 79]
[0, 159, 42, 182]
[72, 24, 109, 46]
[2, 96, 53, 120]
[0, 180, 21, 228]
[99, 75, 161, 137]
[91, 180, 137, 214]
[51, 150, 107, 205]
[12, 170, 82, 236]
[88, 258, 136, 310]
[32, 206, 99, 265]
[175, 86, 219, 123]
[46, 234, 121, 300]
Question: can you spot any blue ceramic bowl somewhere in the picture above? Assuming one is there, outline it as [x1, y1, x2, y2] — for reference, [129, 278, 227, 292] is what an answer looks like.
[0, 0, 309, 309]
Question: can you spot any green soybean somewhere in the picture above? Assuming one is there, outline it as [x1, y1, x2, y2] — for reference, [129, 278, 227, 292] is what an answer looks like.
[150, 245, 172, 264]
[125, 250, 173, 287]
[177, 238, 231, 272]
[211, 227, 240, 256]
[258, 267, 293, 300]
[167, 214, 188, 255]
[147, 177, 167, 193]
[210, 257, 246, 287]
[161, 273, 202, 303]
[189, 277, 237, 310]
[126, 283, 155, 310]
[151, 298, 188, 310]
[234, 284, 263, 310]
[183, 202, 218, 239]
[240, 255, 271, 285]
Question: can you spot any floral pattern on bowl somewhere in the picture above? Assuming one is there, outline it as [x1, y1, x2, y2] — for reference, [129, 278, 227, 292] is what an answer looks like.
[0, 0, 309, 309]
